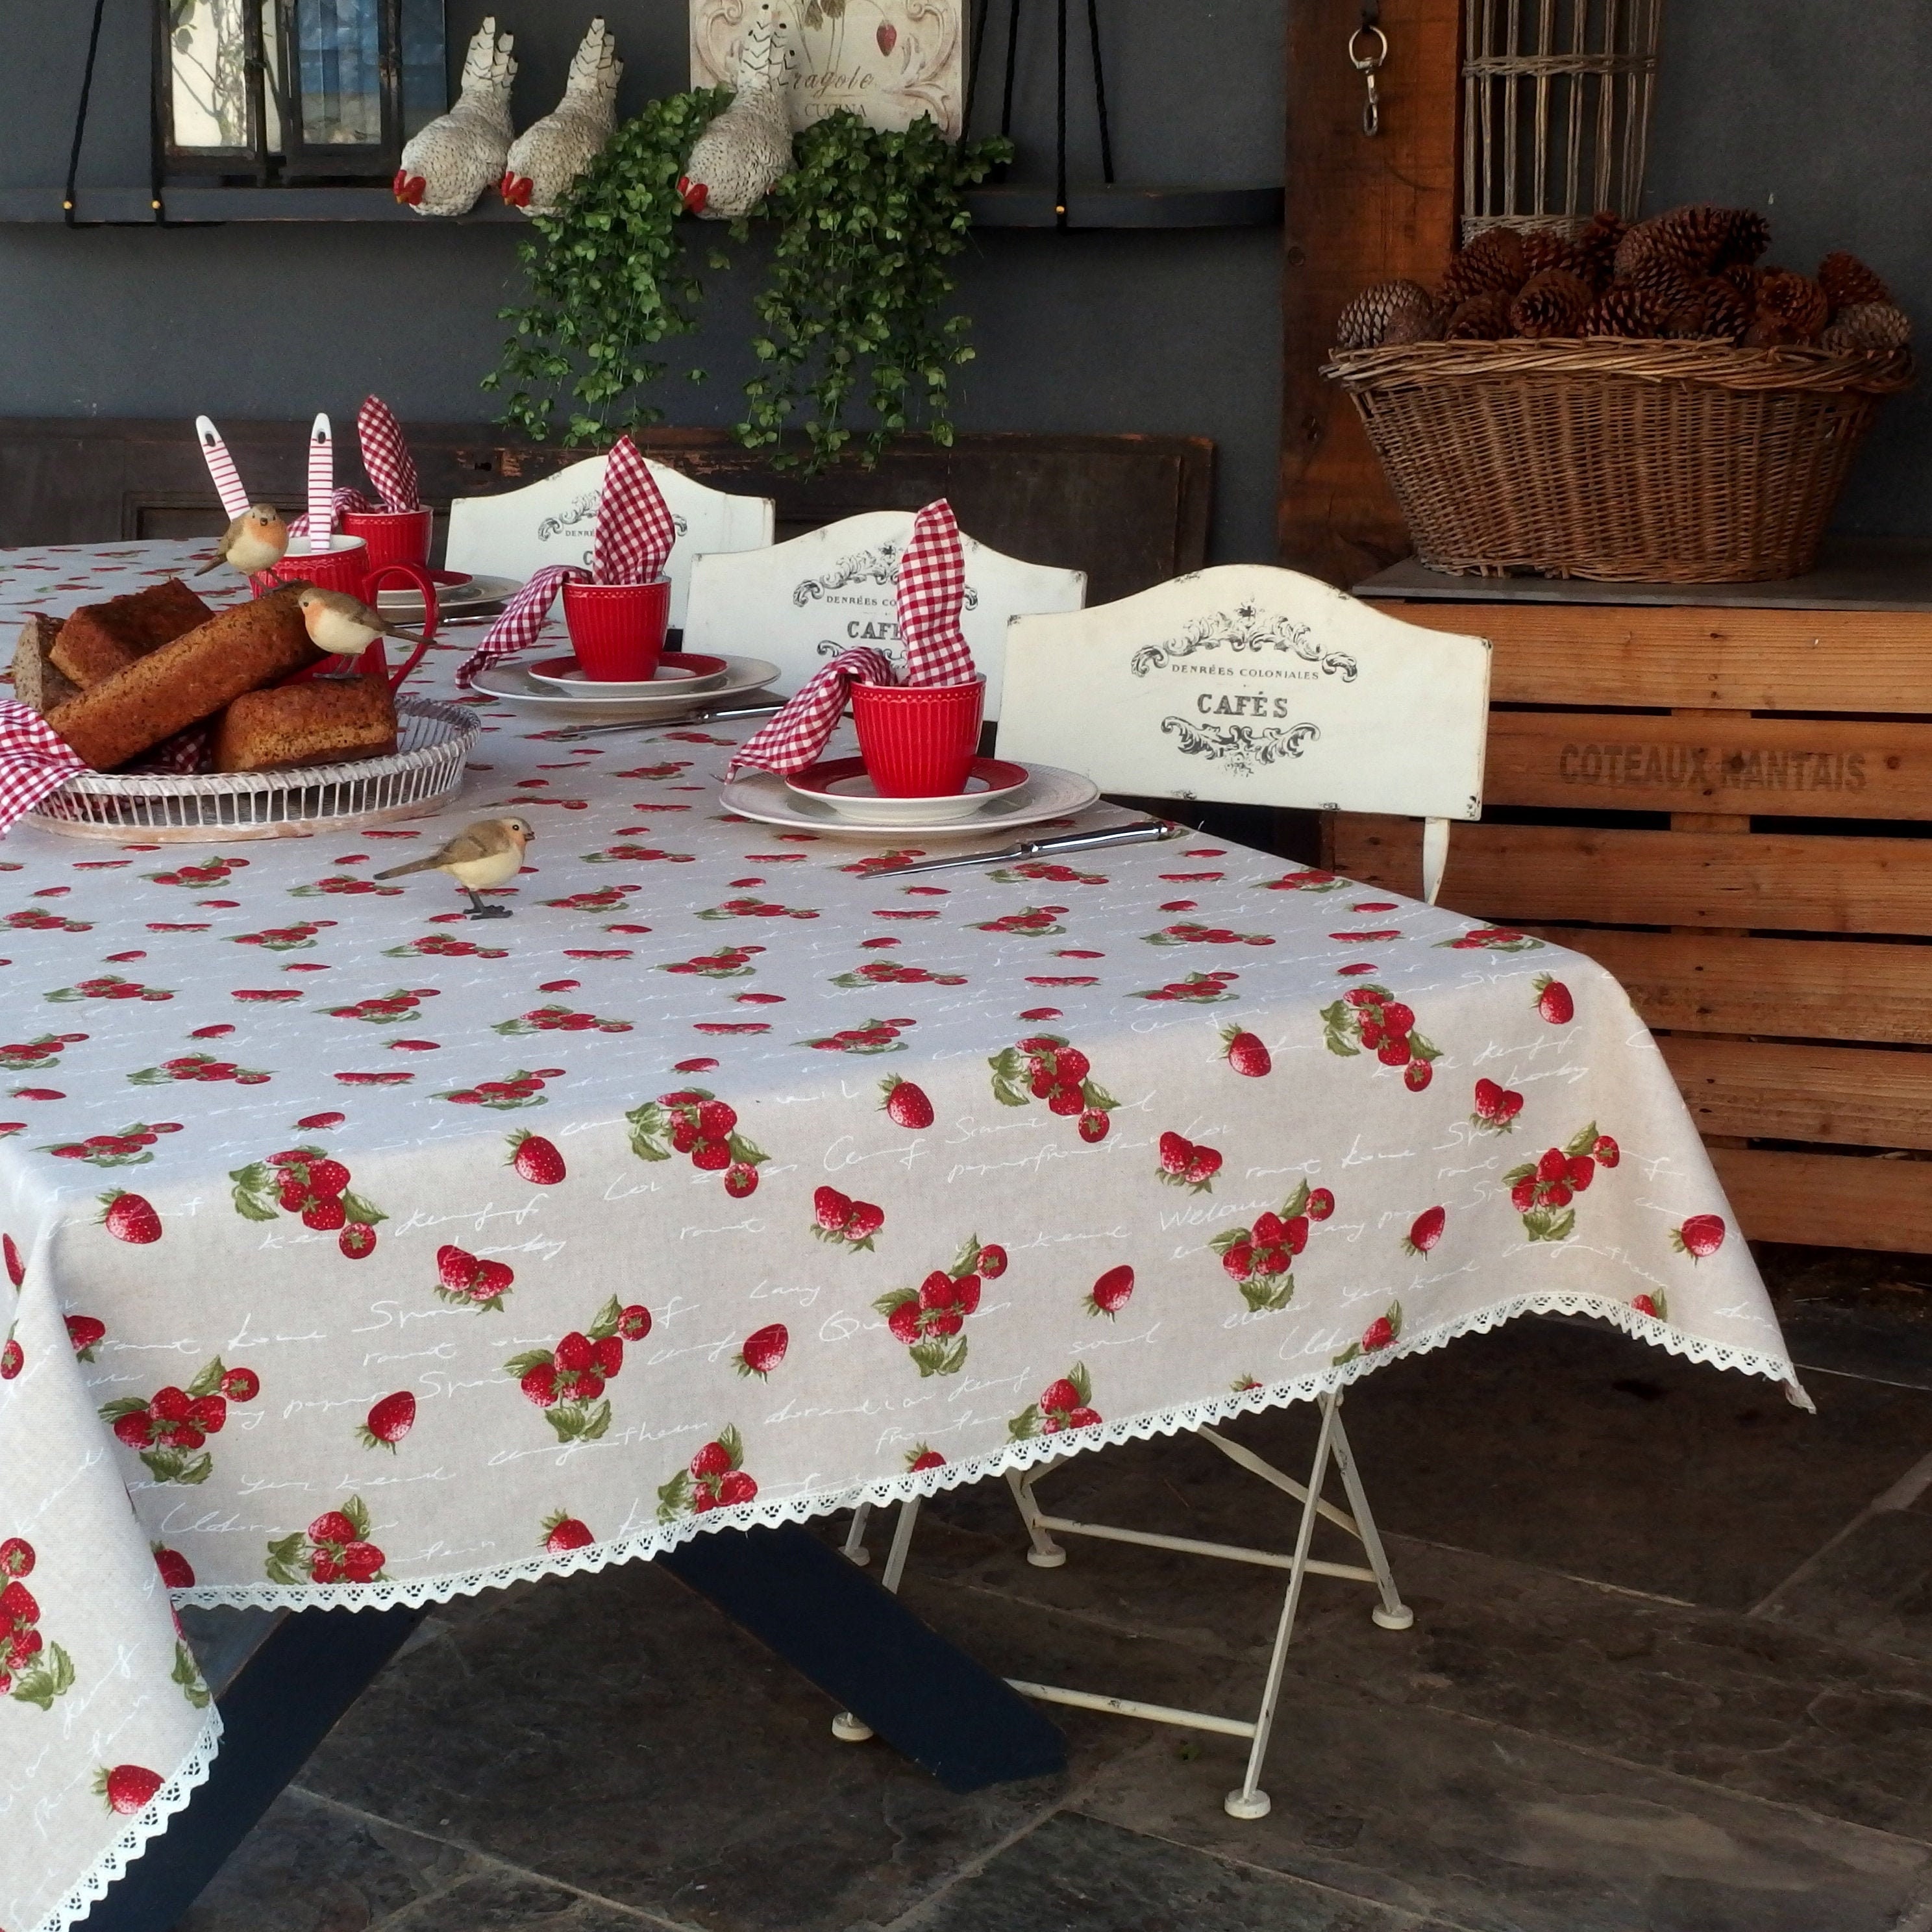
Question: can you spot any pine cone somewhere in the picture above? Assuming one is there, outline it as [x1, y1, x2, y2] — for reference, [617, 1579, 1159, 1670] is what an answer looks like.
[1616, 205, 1722, 280]
[1509, 267, 1592, 338]
[1444, 290, 1514, 341]
[1716, 209, 1772, 267]
[1819, 301, 1912, 353]
[1716, 262, 1763, 305]
[1693, 275, 1752, 343]
[1581, 284, 1664, 338]
[1818, 251, 1891, 311]
[1574, 210, 1627, 291]
[1521, 229, 1582, 279]
[1334, 279, 1437, 350]
[1742, 313, 1798, 349]
[1441, 229, 1527, 304]
[1755, 270, 1829, 342]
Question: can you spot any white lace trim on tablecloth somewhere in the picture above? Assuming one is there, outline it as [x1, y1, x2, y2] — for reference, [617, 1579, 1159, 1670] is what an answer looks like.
[170, 1291, 1809, 1614]
[34, 1711, 223, 1932]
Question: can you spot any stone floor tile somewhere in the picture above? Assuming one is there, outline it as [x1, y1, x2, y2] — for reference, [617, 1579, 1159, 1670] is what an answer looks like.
[378, 1870, 665, 1932]
[1777, 1301, 1932, 1393]
[174, 1787, 473, 1932]
[1758, 1508, 1932, 1665]
[889, 1813, 1455, 1932]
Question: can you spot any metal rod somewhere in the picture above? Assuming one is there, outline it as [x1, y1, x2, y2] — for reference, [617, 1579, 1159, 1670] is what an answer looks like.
[1085, 0, 1114, 185]
[1024, 1511, 1377, 1582]
[880, 1496, 921, 1594]
[1195, 1428, 1361, 1538]
[1054, 0, 1069, 225]
[1006, 1680, 1258, 1738]
[1328, 1407, 1411, 1627]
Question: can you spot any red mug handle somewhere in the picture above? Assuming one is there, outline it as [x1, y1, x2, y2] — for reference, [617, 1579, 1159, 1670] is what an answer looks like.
[360, 563, 440, 692]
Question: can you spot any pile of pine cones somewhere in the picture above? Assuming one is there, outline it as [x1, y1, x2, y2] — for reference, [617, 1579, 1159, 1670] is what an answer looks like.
[1335, 204, 1911, 354]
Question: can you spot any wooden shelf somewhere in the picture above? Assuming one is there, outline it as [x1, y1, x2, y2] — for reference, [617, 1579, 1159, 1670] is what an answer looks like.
[962, 184, 1283, 229]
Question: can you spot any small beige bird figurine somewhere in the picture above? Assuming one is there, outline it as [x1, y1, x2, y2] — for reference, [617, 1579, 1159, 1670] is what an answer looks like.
[197, 503, 290, 577]
[291, 586, 428, 671]
[374, 817, 534, 919]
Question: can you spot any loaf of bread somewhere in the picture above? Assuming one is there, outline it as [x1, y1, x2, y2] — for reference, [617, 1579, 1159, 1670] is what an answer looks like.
[45, 588, 322, 771]
[213, 676, 398, 773]
[10, 614, 80, 713]
[51, 578, 213, 687]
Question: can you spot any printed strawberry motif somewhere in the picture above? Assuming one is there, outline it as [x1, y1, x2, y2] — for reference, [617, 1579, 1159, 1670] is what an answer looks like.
[321, 988, 440, 1024]
[830, 959, 967, 988]
[1470, 1078, 1525, 1134]
[1403, 1206, 1446, 1256]
[582, 845, 693, 864]
[99, 1355, 254, 1483]
[734, 1323, 789, 1379]
[1008, 1363, 1100, 1438]
[875, 1235, 997, 1377]
[1143, 920, 1274, 948]
[1502, 1122, 1608, 1241]
[1533, 975, 1574, 1024]
[290, 874, 402, 898]
[1435, 926, 1544, 952]
[0, 1335, 19, 1380]
[152, 1544, 194, 1590]
[1632, 1291, 1670, 1320]
[145, 856, 247, 888]
[1133, 969, 1240, 1004]
[230, 920, 336, 950]
[3, 1233, 19, 1286]
[1, 907, 92, 932]
[45, 974, 170, 1004]
[657, 1426, 758, 1519]
[0, 1032, 87, 1070]
[496, 1004, 633, 1035]
[298, 1111, 346, 1130]
[358, 1391, 416, 1451]
[660, 945, 764, 978]
[41, 1121, 182, 1168]
[987, 861, 1106, 885]
[172, 1639, 211, 1709]
[988, 1034, 1119, 1143]
[66, 1315, 105, 1359]
[437, 1068, 561, 1109]
[437, 1244, 515, 1313]
[626, 1088, 768, 1193]
[265, 1496, 386, 1584]
[1209, 1181, 1328, 1314]
[907, 1446, 946, 1471]
[508, 1131, 565, 1185]
[545, 888, 645, 913]
[96, 1765, 163, 1814]
[1222, 1025, 1271, 1077]
[801, 1018, 913, 1055]
[1672, 1215, 1726, 1260]
[230, 1146, 386, 1245]
[1254, 868, 1348, 893]
[506, 1294, 638, 1439]
[812, 1186, 885, 1252]
[1320, 984, 1443, 1088]
[543, 1508, 595, 1554]
[1086, 1265, 1135, 1318]
[129, 1052, 271, 1086]
[974, 906, 1069, 937]
[384, 932, 509, 958]
[1333, 1302, 1404, 1366]
[0, 1537, 68, 1705]
[696, 898, 819, 921]
[99, 1189, 162, 1244]
[1156, 1131, 1223, 1193]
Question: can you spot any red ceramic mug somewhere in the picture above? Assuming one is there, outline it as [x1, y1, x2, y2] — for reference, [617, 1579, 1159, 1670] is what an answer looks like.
[340, 506, 434, 572]
[563, 576, 671, 682]
[262, 536, 440, 692]
[849, 676, 985, 797]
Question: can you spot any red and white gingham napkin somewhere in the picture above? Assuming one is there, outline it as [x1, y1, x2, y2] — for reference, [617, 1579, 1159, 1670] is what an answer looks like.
[288, 488, 374, 544]
[728, 499, 976, 776]
[0, 700, 86, 832]
[358, 396, 421, 512]
[456, 437, 676, 687]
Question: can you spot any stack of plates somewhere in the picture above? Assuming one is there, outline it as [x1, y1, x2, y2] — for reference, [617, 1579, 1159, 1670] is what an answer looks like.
[375, 571, 520, 618]
[721, 758, 1100, 839]
[469, 653, 783, 723]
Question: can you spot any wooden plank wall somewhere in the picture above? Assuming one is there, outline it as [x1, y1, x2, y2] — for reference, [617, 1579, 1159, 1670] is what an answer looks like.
[1333, 599, 1932, 1254]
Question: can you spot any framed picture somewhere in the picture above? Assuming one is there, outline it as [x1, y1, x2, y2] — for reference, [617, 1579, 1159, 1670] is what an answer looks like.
[690, 0, 966, 140]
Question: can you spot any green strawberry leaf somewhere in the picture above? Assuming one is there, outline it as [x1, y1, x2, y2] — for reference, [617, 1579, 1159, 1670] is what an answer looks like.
[186, 1357, 225, 1398]
[99, 1396, 149, 1423]
[588, 1296, 623, 1340]
[1565, 1121, 1601, 1158]
[171, 1640, 210, 1709]
[910, 1335, 967, 1378]
[625, 1104, 673, 1160]
[1503, 1163, 1536, 1185]
[142, 1447, 213, 1485]
[264, 1533, 307, 1585]
[339, 1191, 386, 1228]
[873, 1287, 919, 1317]
[229, 1164, 280, 1221]
[549, 1399, 612, 1443]
[990, 1074, 1031, 1108]
[726, 1132, 768, 1167]
[1069, 1361, 1091, 1404]
[1008, 1404, 1040, 1440]
[1331, 1341, 1363, 1367]
[717, 1423, 744, 1470]
[1409, 1030, 1442, 1063]
[1524, 1207, 1577, 1244]
[655, 1470, 692, 1521]
[952, 1235, 982, 1275]
[1239, 1276, 1294, 1315]
[127, 1067, 171, 1086]
[1206, 1227, 1249, 1257]
[344, 1495, 371, 1539]
[1081, 1079, 1120, 1113]
[1282, 1180, 1311, 1219]
[988, 1047, 1026, 1083]
[11, 1641, 75, 1710]
[503, 1350, 554, 1378]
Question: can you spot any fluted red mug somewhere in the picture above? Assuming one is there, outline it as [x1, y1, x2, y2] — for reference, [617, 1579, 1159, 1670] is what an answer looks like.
[563, 576, 670, 682]
[341, 506, 434, 572]
[262, 536, 440, 692]
[850, 676, 985, 797]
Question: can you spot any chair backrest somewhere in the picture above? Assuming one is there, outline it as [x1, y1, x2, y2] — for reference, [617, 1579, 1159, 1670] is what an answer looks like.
[444, 454, 775, 631]
[997, 565, 1491, 900]
[681, 510, 1087, 721]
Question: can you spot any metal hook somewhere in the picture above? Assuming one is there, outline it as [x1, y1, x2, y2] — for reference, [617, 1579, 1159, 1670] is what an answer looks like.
[1348, 23, 1387, 138]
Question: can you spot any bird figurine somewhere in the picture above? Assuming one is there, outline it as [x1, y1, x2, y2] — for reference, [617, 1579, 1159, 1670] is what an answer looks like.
[375, 817, 534, 919]
[197, 503, 289, 578]
[395, 18, 517, 216]
[501, 18, 621, 214]
[679, 1, 795, 220]
[291, 586, 428, 673]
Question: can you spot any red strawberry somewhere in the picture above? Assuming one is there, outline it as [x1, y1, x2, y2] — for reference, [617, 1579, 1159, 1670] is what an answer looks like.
[1056, 1047, 1091, 1084]
[814, 1185, 854, 1232]
[976, 1242, 1007, 1277]
[99, 1191, 160, 1244]
[1404, 1060, 1433, 1092]
[954, 1273, 982, 1316]
[340, 1541, 384, 1581]
[1362, 1315, 1396, 1353]
[846, 1200, 884, 1241]
[1673, 1214, 1726, 1260]
[1158, 1131, 1193, 1174]
[114, 1411, 151, 1448]
[188, 1394, 227, 1434]
[308, 1510, 357, 1547]
[1632, 1293, 1661, 1319]
[555, 1331, 594, 1372]
[1089, 1265, 1134, 1316]
[1511, 1179, 1537, 1212]
[717, 1470, 758, 1506]
[152, 1386, 192, 1422]
[908, 1448, 945, 1471]
[1185, 1146, 1222, 1185]
[591, 1334, 624, 1378]
[97, 1765, 164, 1815]
[690, 1439, 734, 1479]
[544, 1512, 594, 1554]
[1377, 1035, 1412, 1066]
[724, 1163, 760, 1198]
[1592, 1134, 1620, 1167]
[1540, 1181, 1572, 1209]
[1566, 1154, 1595, 1191]
[297, 1111, 345, 1130]
[1307, 1187, 1335, 1222]
[360, 1391, 415, 1450]
[304, 1159, 351, 1198]
[1534, 976, 1574, 1024]
[691, 1138, 732, 1172]
[1380, 1002, 1415, 1035]
[1472, 1079, 1523, 1128]
[1405, 1206, 1446, 1254]
[0, 1339, 21, 1380]
[340, 1223, 377, 1259]
[303, 1197, 347, 1231]
[887, 1301, 923, 1343]
[1252, 1212, 1287, 1246]
[881, 1076, 933, 1130]
[508, 1133, 565, 1185]
[736, 1323, 789, 1378]
[438, 1245, 480, 1291]
[2, 1234, 19, 1287]
[1078, 1110, 1110, 1143]
[1537, 1148, 1568, 1183]
[66, 1314, 106, 1357]
[152, 1545, 193, 1589]
[0, 1538, 33, 1579]
[617, 1304, 652, 1341]
[520, 1363, 560, 1407]
[1040, 1378, 1082, 1416]
[697, 1100, 737, 1139]
[1047, 1084, 1085, 1117]
[918, 1269, 957, 1310]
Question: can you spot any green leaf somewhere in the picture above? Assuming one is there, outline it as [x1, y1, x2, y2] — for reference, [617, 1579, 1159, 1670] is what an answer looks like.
[1008, 1405, 1040, 1441]
[229, 1164, 279, 1220]
[873, 1287, 919, 1317]
[656, 1470, 692, 1522]
[1282, 1180, 1311, 1219]
[12, 1641, 75, 1709]
[186, 1357, 225, 1398]
[717, 1422, 745, 1469]
[503, 1350, 554, 1378]
[1565, 1121, 1601, 1158]
[588, 1296, 623, 1339]
[344, 1495, 371, 1539]
[264, 1533, 306, 1584]
[910, 1335, 967, 1378]
[171, 1640, 210, 1709]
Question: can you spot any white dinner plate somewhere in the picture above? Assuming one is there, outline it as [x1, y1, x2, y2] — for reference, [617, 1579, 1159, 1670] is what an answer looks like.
[783, 756, 1034, 826]
[375, 573, 521, 617]
[722, 762, 1101, 839]
[526, 654, 728, 698]
[469, 654, 781, 722]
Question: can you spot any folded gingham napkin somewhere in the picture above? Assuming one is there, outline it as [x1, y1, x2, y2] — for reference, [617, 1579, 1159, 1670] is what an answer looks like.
[358, 396, 421, 512]
[457, 437, 676, 688]
[728, 499, 975, 776]
[0, 700, 87, 832]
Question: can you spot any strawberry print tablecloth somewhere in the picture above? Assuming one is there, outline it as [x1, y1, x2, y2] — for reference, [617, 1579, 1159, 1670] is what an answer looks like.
[0, 542, 1802, 1932]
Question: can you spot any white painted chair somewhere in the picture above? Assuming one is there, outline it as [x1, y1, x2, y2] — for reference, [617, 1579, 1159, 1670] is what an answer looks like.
[681, 510, 1087, 721]
[444, 454, 774, 632]
[838, 564, 1492, 1820]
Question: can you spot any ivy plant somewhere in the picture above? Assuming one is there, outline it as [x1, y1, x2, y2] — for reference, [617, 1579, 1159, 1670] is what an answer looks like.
[485, 92, 1009, 471]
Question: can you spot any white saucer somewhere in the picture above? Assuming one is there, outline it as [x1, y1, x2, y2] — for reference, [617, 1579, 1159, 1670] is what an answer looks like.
[471, 654, 781, 722]
[723, 762, 1101, 839]
[527, 654, 728, 699]
[375, 574, 520, 617]
[784, 756, 1032, 826]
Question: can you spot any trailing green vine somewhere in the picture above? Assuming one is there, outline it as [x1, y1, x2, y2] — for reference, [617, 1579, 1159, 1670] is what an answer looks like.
[484, 92, 1009, 471]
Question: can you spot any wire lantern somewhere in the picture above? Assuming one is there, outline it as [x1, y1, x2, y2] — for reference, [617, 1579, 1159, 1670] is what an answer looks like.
[1463, 0, 1664, 241]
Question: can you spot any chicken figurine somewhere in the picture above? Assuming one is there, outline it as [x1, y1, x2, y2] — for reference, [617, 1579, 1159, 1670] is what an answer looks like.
[394, 18, 517, 216]
[678, 1, 794, 220]
[501, 18, 621, 213]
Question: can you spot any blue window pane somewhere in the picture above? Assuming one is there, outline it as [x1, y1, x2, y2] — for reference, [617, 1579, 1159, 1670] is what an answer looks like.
[295, 0, 382, 145]
[401, 0, 447, 137]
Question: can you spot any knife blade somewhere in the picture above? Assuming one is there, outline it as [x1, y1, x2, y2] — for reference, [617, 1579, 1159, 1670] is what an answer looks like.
[867, 819, 1185, 877]
[552, 699, 786, 741]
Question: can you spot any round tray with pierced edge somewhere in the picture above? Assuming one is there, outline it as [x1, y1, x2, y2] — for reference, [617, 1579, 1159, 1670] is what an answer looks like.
[26, 698, 480, 843]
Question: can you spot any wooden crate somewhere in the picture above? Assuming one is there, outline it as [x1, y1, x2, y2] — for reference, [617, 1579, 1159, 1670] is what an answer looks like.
[1333, 588, 1932, 1254]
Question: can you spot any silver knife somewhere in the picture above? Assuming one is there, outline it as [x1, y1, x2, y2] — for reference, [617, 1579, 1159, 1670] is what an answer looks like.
[867, 819, 1186, 877]
[552, 700, 786, 741]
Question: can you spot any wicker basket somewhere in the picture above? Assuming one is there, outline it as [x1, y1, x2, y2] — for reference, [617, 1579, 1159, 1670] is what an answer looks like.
[1323, 339, 1914, 582]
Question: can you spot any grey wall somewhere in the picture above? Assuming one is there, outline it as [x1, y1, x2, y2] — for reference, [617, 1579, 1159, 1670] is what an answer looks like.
[0, 0, 1285, 562]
